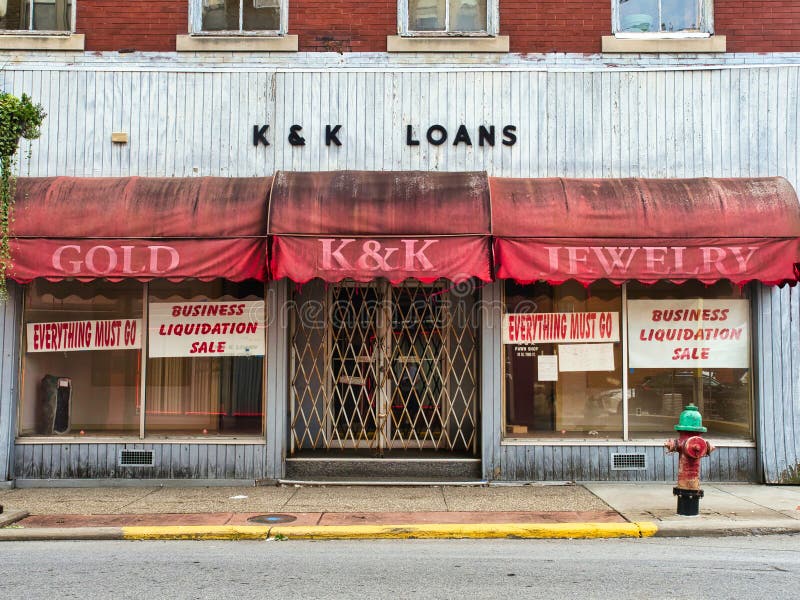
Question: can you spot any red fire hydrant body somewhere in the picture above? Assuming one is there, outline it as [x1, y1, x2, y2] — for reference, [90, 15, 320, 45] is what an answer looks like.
[665, 403, 715, 516]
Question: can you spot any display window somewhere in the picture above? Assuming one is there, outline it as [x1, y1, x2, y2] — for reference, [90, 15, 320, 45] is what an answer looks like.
[503, 280, 753, 441]
[504, 281, 623, 438]
[626, 281, 752, 440]
[146, 280, 265, 436]
[19, 279, 266, 439]
[20, 280, 144, 436]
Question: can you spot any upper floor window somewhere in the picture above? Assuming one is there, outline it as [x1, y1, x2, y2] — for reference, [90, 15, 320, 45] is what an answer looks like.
[0, 0, 73, 32]
[614, 0, 713, 36]
[402, 0, 496, 35]
[191, 0, 283, 34]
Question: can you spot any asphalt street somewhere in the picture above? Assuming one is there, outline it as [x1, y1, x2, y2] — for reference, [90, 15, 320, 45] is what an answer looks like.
[1, 536, 798, 599]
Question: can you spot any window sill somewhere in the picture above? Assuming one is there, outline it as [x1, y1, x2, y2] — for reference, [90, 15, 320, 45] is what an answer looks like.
[601, 35, 726, 53]
[387, 35, 509, 53]
[16, 436, 266, 444]
[500, 437, 754, 447]
[0, 33, 84, 51]
[176, 34, 298, 52]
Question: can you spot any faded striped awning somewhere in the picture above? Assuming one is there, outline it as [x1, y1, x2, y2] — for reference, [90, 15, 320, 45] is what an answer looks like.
[268, 170, 492, 284]
[10, 177, 271, 282]
[490, 177, 800, 286]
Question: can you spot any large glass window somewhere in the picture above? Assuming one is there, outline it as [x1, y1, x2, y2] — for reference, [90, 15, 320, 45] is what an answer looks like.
[615, 0, 709, 34]
[20, 278, 266, 439]
[20, 280, 143, 436]
[146, 280, 265, 437]
[404, 0, 490, 34]
[195, 0, 281, 33]
[0, 0, 72, 31]
[503, 279, 753, 441]
[504, 281, 623, 439]
[626, 281, 752, 440]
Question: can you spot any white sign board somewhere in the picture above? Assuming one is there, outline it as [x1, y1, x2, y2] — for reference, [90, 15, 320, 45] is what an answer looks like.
[558, 343, 615, 372]
[537, 355, 559, 381]
[27, 319, 142, 353]
[627, 299, 749, 368]
[503, 312, 620, 344]
[149, 301, 266, 358]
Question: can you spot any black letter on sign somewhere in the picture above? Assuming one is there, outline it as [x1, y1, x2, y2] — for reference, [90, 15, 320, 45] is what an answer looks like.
[406, 125, 420, 146]
[427, 125, 447, 146]
[453, 125, 472, 146]
[325, 125, 342, 146]
[288, 125, 306, 146]
[253, 125, 270, 147]
[478, 125, 495, 147]
[502, 125, 517, 147]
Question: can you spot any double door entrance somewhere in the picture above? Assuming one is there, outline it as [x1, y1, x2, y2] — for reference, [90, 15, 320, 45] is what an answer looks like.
[289, 281, 479, 455]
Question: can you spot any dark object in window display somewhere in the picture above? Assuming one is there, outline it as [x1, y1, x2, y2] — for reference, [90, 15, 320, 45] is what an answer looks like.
[36, 375, 72, 435]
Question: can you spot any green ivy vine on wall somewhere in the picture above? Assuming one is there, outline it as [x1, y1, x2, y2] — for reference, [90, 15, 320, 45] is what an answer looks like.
[0, 91, 46, 301]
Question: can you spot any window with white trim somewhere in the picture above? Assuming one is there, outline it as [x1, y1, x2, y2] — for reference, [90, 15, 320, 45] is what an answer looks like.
[401, 0, 497, 36]
[191, 0, 285, 34]
[613, 0, 713, 35]
[0, 0, 73, 32]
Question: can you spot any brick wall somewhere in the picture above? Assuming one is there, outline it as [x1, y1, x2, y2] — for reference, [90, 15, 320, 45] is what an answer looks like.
[293, 0, 395, 52]
[717, 1, 800, 53]
[501, 1, 610, 54]
[79, 1, 186, 51]
[75, 0, 800, 54]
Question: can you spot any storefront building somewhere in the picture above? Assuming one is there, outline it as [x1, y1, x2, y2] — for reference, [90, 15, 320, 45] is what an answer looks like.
[2, 53, 800, 485]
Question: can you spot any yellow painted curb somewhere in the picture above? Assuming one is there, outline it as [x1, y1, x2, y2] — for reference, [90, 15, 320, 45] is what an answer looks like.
[269, 522, 659, 540]
[120, 522, 658, 541]
[122, 525, 272, 540]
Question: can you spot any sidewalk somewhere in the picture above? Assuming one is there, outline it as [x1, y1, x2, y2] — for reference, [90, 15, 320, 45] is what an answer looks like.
[1, 482, 799, 540]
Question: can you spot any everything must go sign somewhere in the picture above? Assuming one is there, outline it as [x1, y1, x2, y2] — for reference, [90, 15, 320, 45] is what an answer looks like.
[502, 312, 620, 344]
[149, 301, 266, 358]
[27, 319, 142, 352]
[627, 299, 749, 368]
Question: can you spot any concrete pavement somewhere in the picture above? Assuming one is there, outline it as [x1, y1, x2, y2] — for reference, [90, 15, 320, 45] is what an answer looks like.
[1, 482, 799, 540]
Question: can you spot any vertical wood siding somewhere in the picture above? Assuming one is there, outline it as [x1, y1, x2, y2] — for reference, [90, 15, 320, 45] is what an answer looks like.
[0, 66, 795, 185]
[756, 284, 800, 483]
[13, 443, 267, 480]
[0, 284, 21, 482]
[495, 445, 758, 482]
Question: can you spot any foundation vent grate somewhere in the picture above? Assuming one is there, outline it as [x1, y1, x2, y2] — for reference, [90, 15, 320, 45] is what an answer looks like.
[118, 449, 154, 467]
[611, 453, 647, 471]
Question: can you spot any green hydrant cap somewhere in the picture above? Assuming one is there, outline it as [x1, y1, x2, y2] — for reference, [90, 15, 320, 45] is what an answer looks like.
[674, 403, 707, 432]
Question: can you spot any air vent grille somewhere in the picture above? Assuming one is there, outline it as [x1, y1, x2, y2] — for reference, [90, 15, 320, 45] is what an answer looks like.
[119, 449, 154, 467]
[611, 453, 647, 471]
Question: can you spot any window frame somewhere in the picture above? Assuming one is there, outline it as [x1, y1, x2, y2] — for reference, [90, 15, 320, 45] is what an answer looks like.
[189, 0, 287, 36]
[398, 0, 499, 37]
[0, 0, 76, 34]
[611, 0, 714, 39]
[17, 279, 268, 441]
[500, 281, 755, 443]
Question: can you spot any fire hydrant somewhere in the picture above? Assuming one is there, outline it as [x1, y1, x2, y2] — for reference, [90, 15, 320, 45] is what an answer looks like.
[664, 403, 715, 516]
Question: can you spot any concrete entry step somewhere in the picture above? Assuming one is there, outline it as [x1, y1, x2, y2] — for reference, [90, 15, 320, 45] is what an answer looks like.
[285, 456, 482, 481]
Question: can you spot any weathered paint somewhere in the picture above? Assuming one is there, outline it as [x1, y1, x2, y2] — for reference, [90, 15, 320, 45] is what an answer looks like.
[756, 284, 800, 484]
[0, 63, 796, 187]
[492, 443, 758, 482]
[0, 284, 22, 482]
[13, 443, 267, 480]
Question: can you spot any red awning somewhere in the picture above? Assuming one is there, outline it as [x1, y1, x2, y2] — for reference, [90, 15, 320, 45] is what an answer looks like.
[268, 171, 492, 283]
[11, 177, 271, 282]
[491, 177, 800, 286]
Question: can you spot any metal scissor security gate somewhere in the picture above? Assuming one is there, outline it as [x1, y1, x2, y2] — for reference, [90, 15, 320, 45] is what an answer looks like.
[290, 281, 479, 454]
